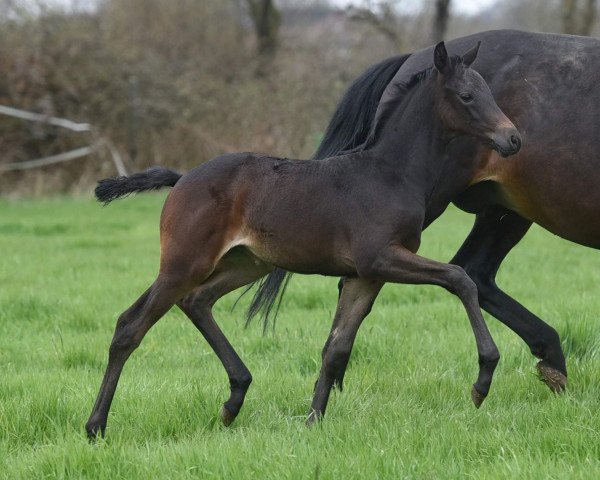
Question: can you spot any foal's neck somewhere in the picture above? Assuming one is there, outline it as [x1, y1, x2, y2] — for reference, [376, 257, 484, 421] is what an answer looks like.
[370, 78, 447, 180]
[364, 78, 472, 221]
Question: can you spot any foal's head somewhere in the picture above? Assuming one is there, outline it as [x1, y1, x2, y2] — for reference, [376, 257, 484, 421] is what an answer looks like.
[433, 41, 521, 157]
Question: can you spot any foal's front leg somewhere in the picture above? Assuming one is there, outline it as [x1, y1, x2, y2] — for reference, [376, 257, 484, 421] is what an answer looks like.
[360, 246, 500, 407]
[308, 278, 383, 425]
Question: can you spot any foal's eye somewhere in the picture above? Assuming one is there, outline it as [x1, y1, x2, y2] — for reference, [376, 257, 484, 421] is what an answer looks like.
[459, 93, 474, 103]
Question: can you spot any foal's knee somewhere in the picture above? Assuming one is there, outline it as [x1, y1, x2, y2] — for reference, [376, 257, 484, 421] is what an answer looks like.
[446, 265, 478, 299]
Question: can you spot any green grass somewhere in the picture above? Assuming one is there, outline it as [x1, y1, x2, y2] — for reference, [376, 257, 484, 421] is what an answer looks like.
[2, 195, 600, 479]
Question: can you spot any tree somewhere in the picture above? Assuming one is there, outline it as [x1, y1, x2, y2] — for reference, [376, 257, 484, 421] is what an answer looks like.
[348, 2, 402, 48]
[246, 0, 281, 57]
[562, 0, 597, 35]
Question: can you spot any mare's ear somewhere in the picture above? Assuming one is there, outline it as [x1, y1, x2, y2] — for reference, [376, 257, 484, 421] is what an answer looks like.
[433, 41, 450, 75]
[462, 41, 481, 67]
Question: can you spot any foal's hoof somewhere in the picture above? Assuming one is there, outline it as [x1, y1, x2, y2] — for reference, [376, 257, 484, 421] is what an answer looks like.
[220, 405, 237, 427]
[305, 409, 322, 427]
[471, 385, 487, 409]
[536, 361, 567, 393]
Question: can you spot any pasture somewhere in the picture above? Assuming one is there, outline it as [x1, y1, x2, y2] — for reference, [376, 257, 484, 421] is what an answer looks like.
[1, 194, 600, 479]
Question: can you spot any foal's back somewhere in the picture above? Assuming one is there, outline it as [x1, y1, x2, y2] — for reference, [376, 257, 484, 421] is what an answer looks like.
[160, 150, 402, 277]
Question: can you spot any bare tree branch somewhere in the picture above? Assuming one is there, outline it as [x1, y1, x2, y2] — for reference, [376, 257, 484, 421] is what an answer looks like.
[431, 0, 451, 43]
[348, 3, 401, 47]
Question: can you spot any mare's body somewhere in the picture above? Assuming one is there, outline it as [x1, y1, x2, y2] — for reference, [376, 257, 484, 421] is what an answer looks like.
[377, 30, 600, 244]
[255, 29, 600, 388]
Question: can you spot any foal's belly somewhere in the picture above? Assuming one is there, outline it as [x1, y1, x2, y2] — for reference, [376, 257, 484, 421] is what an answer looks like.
[243, 230, 358, 276]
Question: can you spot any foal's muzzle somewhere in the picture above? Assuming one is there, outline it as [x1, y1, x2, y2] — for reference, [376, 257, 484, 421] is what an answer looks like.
[489, 128, 522, 157]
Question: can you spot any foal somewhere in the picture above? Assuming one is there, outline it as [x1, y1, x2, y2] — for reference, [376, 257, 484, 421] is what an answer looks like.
[86, 42, 521, 438]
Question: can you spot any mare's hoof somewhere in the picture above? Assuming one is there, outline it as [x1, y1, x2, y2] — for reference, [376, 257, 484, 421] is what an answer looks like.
[536, 362, 567, 393]
[220, 405, 237, 427]
[85, 423, 106, 441]
[471, 385, 487, 409]
[305, 409, 322, 427]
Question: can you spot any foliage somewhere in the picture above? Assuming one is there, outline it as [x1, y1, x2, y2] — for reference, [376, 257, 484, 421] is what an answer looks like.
[0, 0, 598, 196]
[0, 0, 399, 195]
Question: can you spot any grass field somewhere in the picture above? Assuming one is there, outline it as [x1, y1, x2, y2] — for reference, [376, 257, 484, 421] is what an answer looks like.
[2, 194, 600, 479]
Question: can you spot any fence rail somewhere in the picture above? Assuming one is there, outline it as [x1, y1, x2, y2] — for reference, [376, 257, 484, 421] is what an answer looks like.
[0, 105, 127, 176]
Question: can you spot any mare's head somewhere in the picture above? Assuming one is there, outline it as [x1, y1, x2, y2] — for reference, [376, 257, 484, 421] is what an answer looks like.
[433, 41, 521, 157]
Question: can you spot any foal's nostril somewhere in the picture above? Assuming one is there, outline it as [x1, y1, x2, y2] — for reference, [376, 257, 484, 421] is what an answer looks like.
[510, 134, 521, 150]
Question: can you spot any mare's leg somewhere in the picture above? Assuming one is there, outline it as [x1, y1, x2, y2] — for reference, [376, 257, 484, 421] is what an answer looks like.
[450, 207, 567, 391]
[177, 249, 272, 426]
[308, 278, 382, 424]
[360, 247, 500, 408]
[85, 275, 191, 439]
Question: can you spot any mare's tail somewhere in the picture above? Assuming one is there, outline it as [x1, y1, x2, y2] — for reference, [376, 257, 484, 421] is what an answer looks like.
[95, 167, 182, 205]
[247, 53, 412, 330]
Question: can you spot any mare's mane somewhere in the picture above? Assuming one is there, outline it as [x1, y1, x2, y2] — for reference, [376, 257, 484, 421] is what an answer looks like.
[363, 54, 464, 149]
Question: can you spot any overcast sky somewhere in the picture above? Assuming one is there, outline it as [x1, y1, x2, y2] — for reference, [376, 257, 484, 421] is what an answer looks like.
[37, 0, 498, 16]
[331, 0, 497, 15]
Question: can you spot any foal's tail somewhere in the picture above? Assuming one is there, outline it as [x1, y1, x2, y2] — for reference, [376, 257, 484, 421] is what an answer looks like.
[95, 167, 182, 204]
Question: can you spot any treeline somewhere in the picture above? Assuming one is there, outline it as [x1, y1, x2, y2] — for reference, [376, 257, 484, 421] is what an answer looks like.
[0, 0, 596, 195]
[3, 0, 410, 195]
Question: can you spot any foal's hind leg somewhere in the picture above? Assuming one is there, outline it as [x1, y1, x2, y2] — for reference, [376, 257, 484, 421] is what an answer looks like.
[85, 276, 191, 439]
[178, 248, 272, 426]
[450, 206, 567, 392]
[308, 278, 383, 424]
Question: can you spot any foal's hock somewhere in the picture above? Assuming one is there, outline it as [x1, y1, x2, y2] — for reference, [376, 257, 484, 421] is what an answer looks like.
[86, 41, 520, 438]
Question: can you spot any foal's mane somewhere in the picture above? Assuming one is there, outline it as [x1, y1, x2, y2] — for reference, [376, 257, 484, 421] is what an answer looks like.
[363, 54, 464, 149]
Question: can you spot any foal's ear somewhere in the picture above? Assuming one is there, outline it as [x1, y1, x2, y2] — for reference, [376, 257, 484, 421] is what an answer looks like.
[433, 41, 450, 74]
[462, 41, 481, 67]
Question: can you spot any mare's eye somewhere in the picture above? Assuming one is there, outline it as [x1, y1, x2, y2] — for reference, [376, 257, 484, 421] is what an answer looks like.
[459, 93, 474, 103]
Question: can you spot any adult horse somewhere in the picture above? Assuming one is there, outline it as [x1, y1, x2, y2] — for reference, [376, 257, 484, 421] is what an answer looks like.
[252, 29, 599, 392]
[86, 42, 520, 438]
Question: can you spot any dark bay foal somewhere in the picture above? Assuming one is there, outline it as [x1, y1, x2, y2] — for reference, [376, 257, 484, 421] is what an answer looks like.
[86, 42, 521, 438]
